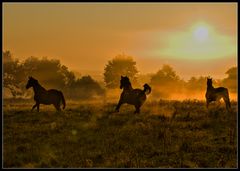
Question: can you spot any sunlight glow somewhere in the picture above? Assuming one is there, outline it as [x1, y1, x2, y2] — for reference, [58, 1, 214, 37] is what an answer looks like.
[158, 22, 236, 60]
[193, 26, 209, 42]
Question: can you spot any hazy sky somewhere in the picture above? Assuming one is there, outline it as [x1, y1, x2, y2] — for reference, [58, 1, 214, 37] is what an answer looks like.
[3, 3, 237, 80]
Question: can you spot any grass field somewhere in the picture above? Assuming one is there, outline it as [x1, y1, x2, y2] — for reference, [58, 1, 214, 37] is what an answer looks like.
[3, 99, 238, 168]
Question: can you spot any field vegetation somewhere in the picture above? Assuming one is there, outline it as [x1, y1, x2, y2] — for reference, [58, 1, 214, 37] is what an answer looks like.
[3, 99, 237, 168]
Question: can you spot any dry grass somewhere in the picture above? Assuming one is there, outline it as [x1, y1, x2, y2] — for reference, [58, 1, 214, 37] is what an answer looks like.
[3, 99, 238, 168]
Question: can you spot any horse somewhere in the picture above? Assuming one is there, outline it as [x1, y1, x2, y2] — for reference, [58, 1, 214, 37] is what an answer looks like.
[205, 77, 231, 111]
[115, 76, 151, 113]
[26, 76, 66, 112]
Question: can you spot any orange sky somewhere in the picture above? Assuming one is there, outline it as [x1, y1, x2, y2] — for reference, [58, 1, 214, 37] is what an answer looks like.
[3, 3, 237, 80]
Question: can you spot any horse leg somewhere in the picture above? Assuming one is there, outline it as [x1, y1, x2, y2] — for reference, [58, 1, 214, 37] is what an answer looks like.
[37, 103, 40, 112]
[227, 95, 231, 110]
[224, 91, 231, 111]
[115, 100, 123, 112]
[228, 100, 231, 110]
[134, 104, 141, 114]
[54, 103, 61, 111]
[206, 99, 209, 109]
[31, 103, 38, 111]
[216, 100, 221, 108]
[223, 97, 231, 111]
[116, 92, 126, 112]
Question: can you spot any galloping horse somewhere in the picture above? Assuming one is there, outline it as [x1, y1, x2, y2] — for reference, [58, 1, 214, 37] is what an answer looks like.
[205, 77, 231, 111]
[115, 76, 151, 113]
[26, 76, 66, 112]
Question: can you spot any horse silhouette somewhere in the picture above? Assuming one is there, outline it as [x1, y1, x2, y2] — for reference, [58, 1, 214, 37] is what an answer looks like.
[115, 76, 151, 113]
[26, 76, 66, 112]
[205, 77, 231, 111]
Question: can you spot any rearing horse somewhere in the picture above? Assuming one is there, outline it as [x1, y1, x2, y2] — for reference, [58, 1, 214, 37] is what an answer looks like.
[26, 76, 66, 112]
[205, 77, 231, 111]
[115, 76, 151, 113]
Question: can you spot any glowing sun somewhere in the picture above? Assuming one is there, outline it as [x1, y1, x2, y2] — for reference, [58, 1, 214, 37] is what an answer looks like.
[158, 21, 236, 60]
[193, 26, 209, 42]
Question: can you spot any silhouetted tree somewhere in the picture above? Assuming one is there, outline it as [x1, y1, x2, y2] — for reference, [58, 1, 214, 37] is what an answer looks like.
[185, 76, 207, 91]
[3, 51, 106, 100]
[150, 64, 184, 98]
[150, 65, 181, 85]
[3, 50, 13, 63]
[69, 75, 105, 99]
[3, 51, 26, 97]
[222, 66, 237, 93]
[104, 54, 138, 88]
[22, 57, 67, 89]
[60, 65, 76, 88]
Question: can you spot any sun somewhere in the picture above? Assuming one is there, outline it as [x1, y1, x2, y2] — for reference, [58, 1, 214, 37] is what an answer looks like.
[158, 21, 236, 60]
[193, 26, 209, 42]
[191, 22, 211, 43]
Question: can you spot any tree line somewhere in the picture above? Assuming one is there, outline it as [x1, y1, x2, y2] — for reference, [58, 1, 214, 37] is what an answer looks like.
[3, 51, 237, 100]
[3, 51, 104, 100]
[104, 54, 237, 99]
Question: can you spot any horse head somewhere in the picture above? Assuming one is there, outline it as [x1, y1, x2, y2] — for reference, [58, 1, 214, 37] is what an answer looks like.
[26, 76, 38, 89]
[120, 76, 131, 89]
[207, 76, 213, 87]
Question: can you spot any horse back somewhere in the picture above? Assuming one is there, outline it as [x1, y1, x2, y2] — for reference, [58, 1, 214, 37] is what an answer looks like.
[121, 88, 146, 105]
[206, 86, 229, 101]
[215, 87, 228, 93]
[35, 89, 62, 104]
[48, 89, 61, 94]
[46, 89, 63, 99]
[128, 89, 146, 98]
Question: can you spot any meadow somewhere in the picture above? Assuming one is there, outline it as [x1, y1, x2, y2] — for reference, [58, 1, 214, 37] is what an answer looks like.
[3, 99, 238, 168]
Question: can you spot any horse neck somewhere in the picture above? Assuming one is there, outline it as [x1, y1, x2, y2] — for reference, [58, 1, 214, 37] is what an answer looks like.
[123, 84, 133, 91]
[33, 82, 46, 94]
[207, 84, 214, 90]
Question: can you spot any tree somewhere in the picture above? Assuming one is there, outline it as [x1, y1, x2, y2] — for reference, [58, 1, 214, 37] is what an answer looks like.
[225, 67, 237, 79]
[3, 50, 13, 63]
[3, 51, 26, 98]
[69, 75, 105, 99]
[104, 54, 138, 88]
[222, 66, 237, 93]
[22, 56, 66, 89]
[78, 75, 105, 95]
[150, 65, 182, 85]
[185, 76, 207, 91]
[60, 65, 76, 88]
[3, 50, 106, 100]
[150, 65, 184, 98]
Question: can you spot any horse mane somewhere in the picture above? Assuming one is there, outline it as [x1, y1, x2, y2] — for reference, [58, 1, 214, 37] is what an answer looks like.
[30, 77, 47, 91]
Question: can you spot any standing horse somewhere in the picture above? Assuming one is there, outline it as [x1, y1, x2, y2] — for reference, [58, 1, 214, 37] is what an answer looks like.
[205, 77, 231, 111]
[115, 76, 151, 113]
[26, 76, 66, 112]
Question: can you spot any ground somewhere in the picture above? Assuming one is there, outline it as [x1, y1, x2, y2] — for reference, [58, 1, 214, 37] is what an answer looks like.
[3, 99, 238, 168]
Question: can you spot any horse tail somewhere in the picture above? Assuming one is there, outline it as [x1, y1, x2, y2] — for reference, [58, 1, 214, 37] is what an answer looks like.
[59, 91, 66, 109]
[143, 83, 151, 95]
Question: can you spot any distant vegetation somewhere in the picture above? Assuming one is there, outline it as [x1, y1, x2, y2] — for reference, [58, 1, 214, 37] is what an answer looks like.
[3, 50, 237, 101]
[3, 51, 105, 100]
